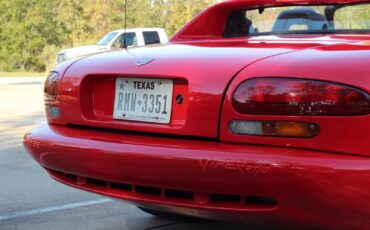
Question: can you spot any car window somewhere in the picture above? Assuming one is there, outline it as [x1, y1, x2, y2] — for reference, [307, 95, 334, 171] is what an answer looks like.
[224, 3, 370, 37]
[125, 33, 138, 46]
[143, 31, 161, 45]
[289, 24, 309, 31]
[96, 32, 118, 46]
[114, 32, 138, 48]
[334, 5, 370, 30]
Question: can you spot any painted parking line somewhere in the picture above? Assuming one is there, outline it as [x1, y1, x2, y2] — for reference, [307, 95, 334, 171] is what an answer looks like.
[0, 77, 45, 85]
[16, 109, 44, 116]
[0, 139, 22, 146]
[0, 198, 112, 221]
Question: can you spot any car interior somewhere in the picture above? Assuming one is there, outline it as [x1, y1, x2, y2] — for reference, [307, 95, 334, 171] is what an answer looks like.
[271, 8, 329, 32]
[224, 5, 351, 36]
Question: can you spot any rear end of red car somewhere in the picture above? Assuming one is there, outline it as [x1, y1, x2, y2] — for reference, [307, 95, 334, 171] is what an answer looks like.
[24, 1, 370, 229]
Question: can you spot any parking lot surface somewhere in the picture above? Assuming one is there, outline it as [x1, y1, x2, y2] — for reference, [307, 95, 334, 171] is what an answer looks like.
[0, 77, 251, 230]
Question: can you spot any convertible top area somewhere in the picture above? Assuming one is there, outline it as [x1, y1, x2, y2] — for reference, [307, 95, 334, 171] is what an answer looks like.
[171, 0, 370, 41]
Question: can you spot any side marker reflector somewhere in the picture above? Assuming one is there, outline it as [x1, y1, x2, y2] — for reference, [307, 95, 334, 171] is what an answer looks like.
[46, 106, 61, 119]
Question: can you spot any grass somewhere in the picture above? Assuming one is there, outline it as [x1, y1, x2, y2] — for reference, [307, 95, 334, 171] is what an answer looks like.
[0, 72, 46, 77]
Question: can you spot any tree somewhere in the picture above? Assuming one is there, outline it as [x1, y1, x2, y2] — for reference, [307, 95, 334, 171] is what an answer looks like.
[0, 0, 68, 71]
[0, 0, 218, 72]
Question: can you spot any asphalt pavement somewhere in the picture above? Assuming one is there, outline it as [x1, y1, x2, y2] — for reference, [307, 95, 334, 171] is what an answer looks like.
[0, 77, 251, 230]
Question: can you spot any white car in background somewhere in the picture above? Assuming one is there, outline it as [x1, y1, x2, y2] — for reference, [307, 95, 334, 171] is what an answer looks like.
[57, 28, 168, 64]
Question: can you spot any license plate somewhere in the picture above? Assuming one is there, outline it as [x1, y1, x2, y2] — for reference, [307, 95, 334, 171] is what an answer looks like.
[113, 77, 173, 124]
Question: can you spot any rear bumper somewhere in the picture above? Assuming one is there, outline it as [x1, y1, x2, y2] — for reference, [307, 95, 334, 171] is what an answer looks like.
[24, 125, 370, 229]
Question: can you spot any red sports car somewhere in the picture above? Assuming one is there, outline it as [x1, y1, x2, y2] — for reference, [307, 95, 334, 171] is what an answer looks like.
[24, 0, 370, 229]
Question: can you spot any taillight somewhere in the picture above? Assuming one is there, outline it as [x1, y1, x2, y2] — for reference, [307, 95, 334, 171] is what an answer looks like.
[44, 72, 62, 121]
[44, 72, 59, 102]
[232, 78, 369, 116]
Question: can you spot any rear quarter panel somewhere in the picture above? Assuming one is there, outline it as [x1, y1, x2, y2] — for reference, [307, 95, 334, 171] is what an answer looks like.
[221, 42, 370, 156]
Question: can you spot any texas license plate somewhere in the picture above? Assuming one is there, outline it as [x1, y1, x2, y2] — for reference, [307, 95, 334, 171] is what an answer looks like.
[113, 77, 173, 124]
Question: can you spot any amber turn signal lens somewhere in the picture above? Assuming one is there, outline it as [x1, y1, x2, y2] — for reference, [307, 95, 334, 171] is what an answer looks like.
[229, 121, 320, 138]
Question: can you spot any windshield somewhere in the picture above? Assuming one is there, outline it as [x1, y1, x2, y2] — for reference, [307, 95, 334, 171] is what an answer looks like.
[224, 3, 370, 37]
[96, 32, 118, 46]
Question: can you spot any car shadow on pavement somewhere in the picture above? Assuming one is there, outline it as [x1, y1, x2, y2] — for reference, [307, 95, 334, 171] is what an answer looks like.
[143, 218, 269, 230]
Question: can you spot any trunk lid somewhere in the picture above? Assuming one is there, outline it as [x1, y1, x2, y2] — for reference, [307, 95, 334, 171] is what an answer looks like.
[59, 38, 346, 138]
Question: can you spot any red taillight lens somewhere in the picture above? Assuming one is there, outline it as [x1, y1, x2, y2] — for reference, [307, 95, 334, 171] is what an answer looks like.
[233, 78, 369, 116]
[44, 72, 59, 102]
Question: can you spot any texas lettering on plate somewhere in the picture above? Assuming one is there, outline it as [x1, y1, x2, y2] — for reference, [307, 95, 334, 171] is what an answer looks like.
[113, 77, 173, 124]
